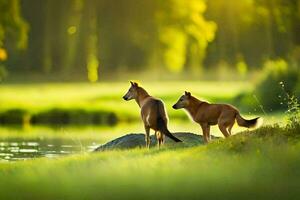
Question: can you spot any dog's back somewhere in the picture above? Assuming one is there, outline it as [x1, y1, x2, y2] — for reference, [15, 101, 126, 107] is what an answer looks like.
[141, 98, 181, 142]
[140, 97, 167, 130]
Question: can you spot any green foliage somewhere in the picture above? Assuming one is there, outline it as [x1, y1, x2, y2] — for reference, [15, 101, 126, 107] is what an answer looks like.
[157, 0, 216, 72]
[286, 95, 300, 128]
[31, 108, 118, 125]
[205, 0, 300, 69]
[236, 59, 300, 113]
[255, 59, 299, 111]
[0, 108, 118, 126]
[0, 108, 28, 124]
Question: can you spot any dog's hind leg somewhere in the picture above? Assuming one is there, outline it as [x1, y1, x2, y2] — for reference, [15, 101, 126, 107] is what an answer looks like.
[160, 132, 165, 147]
[218, 114, 232, 138]
[206, 125, 211, 141]
[145, 126, 150, 148]
[156, 131, 164, 149]
[155, 131, 160, 149]
[218, 123, 230, 138]
[227, 120, 235, 135]
[227, 119, 235, 135]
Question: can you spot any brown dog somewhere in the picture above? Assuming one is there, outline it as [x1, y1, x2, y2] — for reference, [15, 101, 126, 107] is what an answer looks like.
[172, 91, 262, 143]
[123, 81, 182, 148]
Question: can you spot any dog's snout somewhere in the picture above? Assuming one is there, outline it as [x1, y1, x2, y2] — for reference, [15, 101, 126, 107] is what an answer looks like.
[172, 105, 177, 109]
[123, 96, 128, 100]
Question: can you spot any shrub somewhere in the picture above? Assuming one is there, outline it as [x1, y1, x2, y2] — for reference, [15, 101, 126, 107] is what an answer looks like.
[31, 108, 118, 125]
[285, 94, 300, 128]
[256, 59, 299, 111]
[0, 109, 29, 124]
[239, 59, 299, 113]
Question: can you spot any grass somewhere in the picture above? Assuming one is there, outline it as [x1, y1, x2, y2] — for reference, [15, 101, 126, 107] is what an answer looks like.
[0, 124, 299, 200]
[0, 81, 254, 125]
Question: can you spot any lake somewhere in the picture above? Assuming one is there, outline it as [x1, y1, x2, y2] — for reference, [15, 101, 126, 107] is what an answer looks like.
[0, 125, 121, 161]
[0, 137, 98, 161]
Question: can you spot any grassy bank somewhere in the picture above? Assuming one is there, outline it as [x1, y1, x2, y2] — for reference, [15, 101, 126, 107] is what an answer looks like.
[0, 81, 257, 125]
[0, 123, 299, 199]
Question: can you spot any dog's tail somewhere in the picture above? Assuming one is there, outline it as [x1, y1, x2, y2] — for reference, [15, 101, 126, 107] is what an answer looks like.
[236, 113, 263, 128]
[156, 101, 182, 142]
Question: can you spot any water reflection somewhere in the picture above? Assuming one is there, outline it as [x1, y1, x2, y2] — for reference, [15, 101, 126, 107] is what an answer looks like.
[0, 138, 99, 161]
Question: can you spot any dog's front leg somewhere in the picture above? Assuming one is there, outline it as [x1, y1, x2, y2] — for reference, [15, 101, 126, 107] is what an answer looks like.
[200, 123, 209, 143]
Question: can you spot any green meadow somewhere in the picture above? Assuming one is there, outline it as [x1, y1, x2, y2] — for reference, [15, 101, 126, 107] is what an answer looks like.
[1, 124, 300, 200]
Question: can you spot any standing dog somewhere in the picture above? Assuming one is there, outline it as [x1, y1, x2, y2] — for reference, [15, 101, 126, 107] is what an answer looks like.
[172, 91, 262, 143]
[123, 81, 182, 148]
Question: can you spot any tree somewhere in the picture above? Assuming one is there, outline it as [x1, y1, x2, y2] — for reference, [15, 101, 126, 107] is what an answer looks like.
[156, 0, 216, 73]
[0, 0, 28, 60]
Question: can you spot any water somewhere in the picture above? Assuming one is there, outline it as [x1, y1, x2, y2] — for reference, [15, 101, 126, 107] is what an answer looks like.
[0, 124, 143, 161]
[0, 121, 147, 161]
[0, 137, 99, 161]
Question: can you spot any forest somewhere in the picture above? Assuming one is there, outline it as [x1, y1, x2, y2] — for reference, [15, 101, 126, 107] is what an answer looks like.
[1, 0, 300, 81]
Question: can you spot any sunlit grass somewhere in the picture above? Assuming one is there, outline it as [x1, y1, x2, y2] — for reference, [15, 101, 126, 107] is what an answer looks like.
[0, 124, 299, 199]
[0, 81, 251, 115]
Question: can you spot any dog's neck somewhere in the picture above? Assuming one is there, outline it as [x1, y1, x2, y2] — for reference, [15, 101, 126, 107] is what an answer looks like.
[135, 87, 150, 107]
[184, 96, 205, 118]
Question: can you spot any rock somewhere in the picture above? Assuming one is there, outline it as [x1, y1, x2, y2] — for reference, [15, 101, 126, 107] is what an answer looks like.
[94, 132, 219, 151]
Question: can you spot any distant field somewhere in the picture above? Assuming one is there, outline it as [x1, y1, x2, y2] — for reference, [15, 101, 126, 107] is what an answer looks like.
[0, 81, 251, 110]
[0, 81, 258, 125]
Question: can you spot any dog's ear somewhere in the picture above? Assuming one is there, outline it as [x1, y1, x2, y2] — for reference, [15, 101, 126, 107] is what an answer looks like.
[130, 81, 138, 87]
[185, 91, 191, 96]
